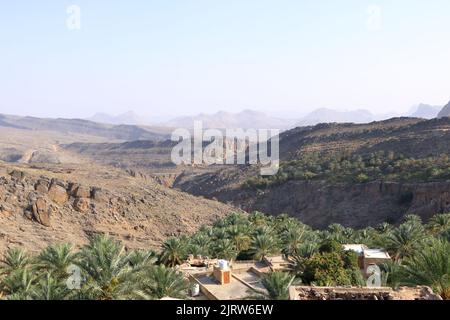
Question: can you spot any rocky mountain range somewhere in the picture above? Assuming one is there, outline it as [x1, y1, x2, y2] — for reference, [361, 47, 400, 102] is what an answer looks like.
[163, 109, 297, 130]
[0, 114, 237, 252]
[295, 108, 375, 126]
[2, 104, 450, 252]
[88, 111, 150, 126]
[0, 113, 171, 141]
[86, 102, 448, 130]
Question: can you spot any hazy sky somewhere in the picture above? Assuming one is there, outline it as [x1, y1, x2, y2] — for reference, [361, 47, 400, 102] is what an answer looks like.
[1, 1, 449, 120]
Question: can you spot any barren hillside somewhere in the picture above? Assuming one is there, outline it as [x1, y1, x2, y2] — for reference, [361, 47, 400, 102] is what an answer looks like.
[0, 161, 238, 253]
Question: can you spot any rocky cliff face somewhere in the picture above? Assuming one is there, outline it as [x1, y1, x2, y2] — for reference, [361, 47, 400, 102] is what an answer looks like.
[208, 180, 450, 228]
[174, 117, 450, 228]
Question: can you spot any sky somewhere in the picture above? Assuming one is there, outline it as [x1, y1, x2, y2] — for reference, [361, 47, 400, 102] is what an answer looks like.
[0, 0, 450, 120]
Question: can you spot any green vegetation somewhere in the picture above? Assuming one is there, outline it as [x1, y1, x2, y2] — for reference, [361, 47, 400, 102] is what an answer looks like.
[243, 151, 450, 189]
[1, 212, 449, 300]
[162, 212, 449, 298]
[301, 241, 364, 287]
[259, 272, 296, 300]
[0, 235, 188, 300]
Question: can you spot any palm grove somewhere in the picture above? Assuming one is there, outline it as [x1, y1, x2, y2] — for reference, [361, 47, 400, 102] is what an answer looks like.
[1, 212, 449, 300]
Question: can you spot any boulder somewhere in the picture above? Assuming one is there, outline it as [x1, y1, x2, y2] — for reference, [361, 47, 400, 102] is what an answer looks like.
[91, 187, 106, 202]
[73, 198, 90, 213]
[50, 178, 66, 189]
[35, 179, 49, 193]
[32, 198, 51, 227]
[72, 185, 91, 198]
[9, 170, 25, 181]
[68, 183, 79, 195]
[48, 184, 68, 205]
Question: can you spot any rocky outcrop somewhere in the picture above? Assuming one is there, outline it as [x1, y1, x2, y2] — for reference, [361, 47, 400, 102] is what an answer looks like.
[0, 163, 236, 253]
[32, 197, 52, 227]
[48, 183, 68, 205]
[70, 184, 91, 198]
[35, 179, 49, 193]
[9, 170, 25, 181]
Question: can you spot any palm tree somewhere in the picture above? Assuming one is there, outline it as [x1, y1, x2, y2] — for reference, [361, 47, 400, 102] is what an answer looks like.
[274, 214, 302, 233]
[127, 249, 157, 270]
[136, 265, 189, 299]
[403, 214, 423, 226]
[281, 227, 305, 256]
[258, 272, 295, 300]
[253, 225, 276, 237]
[77, 234, 137, 300]
[441, 229, 450, 242]
[352, 227, 377, 247]
[386, 222, 426, 261]
[189, 233, 212, 256]
[213, 228, 228, 240]
[379, 260, 403, 289]
[428, 213, 450, 234]
[159, 237, 187, 267]
[376, 222, 393, 234]
[36, 243, 77, 278]
[249, 211, 269, 226]
[197, 225, 214, 238]
[222, 212, 249, 226]
[212, 239, 237, 261]
[400, 239, 450, 299]
[250, 234, 279, 261]
[0, 248, 31, 277]
[291, 242, 318, 276]
[30, 272, 73, 300]
[0, 268, 35, 299]
[226, 225, 252, 253]
[328, 223, 346, 235]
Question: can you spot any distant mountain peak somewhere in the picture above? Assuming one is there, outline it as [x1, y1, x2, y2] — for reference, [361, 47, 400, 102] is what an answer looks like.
[165, 109, 296, 129]
[437, 100, 450, 118]
[295, 108, 374, 126]
[409, 103, 441, 119]
[88, 111, 146, 125]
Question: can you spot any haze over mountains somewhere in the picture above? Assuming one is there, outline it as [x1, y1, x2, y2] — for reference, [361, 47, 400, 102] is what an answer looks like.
[84, 102, 448, 129]
[164, 109, 297, 130]
[88, 111, 147, 126]
[0, 113, 171, 141]
[410, 103, 442, 119]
